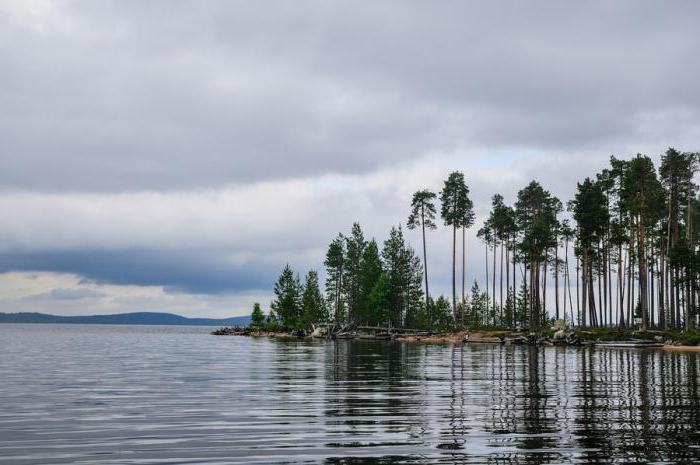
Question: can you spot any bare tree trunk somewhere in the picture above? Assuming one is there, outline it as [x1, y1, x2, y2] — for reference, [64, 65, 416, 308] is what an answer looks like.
[452, 224, 457, 323]
[576, 256, 581, 327]
[659, 238, 666, 329]
[500, 242, 504, 323]
[638, 218, 648, 331]
[588, 256, 597, 327]
[506, 245, 510, 325]
[542, 252, 547, 322]
[582, 251, 588, 327]
[461, 226, 465, 313]
[421, 205, 430, 324]
[485, 242, 489, 319]
[555, 241, 560, 320]
[492, 240, 497, 321]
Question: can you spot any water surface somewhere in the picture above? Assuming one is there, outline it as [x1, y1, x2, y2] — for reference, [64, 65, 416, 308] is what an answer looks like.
[1, 324, 699, 464]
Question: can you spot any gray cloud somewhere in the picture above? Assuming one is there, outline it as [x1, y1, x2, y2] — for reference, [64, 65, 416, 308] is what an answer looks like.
[0, 1, 699, 315]
[1, 1, 698, 192]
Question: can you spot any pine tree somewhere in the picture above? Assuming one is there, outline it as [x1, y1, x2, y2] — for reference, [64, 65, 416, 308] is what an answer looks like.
[440, 171, 474, 322]
[359, 239, 383, 325]
[408, 190, 437, 322]
[301, 270, 327, 327]
[569, 178, 609, 327]
[343, 223, 367, 323]
[251, 302, 265, 328]
[514, 181, 560, 327]
[621, 154, 664, 330]
[324, 234, 345, 323]
[270, 264, 303, 328]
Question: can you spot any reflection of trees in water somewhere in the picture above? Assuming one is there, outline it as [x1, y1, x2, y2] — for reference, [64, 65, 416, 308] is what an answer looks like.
[479, 346, 700, 464]
[567, 348, 700, 463]
[264, 339, 700, 464]
[322, 340, 429, 451]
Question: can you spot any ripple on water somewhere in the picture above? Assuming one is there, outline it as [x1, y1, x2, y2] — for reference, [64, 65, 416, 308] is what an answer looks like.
[1, 325, 700, 464]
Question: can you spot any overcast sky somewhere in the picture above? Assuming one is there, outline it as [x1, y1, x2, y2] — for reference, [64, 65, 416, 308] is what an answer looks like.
[1, 1, 699, 317]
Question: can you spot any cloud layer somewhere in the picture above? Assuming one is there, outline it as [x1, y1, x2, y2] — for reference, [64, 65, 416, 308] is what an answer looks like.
[1, 1, 699, 316]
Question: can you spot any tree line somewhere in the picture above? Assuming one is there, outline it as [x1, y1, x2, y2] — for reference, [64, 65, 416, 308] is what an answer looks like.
[259, 148, 699, 332]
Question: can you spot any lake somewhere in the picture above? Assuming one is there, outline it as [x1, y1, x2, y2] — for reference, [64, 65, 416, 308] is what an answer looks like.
[1, 324, 699, 464]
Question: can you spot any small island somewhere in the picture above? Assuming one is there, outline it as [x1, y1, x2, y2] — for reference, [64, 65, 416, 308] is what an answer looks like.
[215, 149, 700, 350]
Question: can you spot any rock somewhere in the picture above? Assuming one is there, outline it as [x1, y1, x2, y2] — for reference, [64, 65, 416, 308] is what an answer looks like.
[311, 326, 327, 338]
[654, 335, 664, 343]
[553, 329, 566, 342]
[294, 328, 307, 338]
[552, 319, 566, 331]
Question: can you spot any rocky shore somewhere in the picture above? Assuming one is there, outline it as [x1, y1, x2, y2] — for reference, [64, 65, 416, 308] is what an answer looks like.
[211, 324, 700, 350]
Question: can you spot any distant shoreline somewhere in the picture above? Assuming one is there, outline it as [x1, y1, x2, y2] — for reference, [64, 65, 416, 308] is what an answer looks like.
[0, 311, 250, 327]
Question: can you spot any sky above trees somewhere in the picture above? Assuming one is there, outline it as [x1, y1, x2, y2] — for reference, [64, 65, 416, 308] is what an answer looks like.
[1, 1, 699, 316]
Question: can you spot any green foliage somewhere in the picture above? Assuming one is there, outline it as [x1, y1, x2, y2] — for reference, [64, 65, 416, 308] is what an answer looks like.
[343, 223, 367, 323]
[440, 171, 474, 228]
[301, 270, 327, 327]
[359, 240, 383, 324]
[368, 272, 391, 326]
[429, 296, 453, 330]
[621, 154, 664, 227]
[251, 302, 265, 328]
[570, 178, 609, 251]
[324, 234, 345, 323]
[408, 190, 438, 231]
[270, 264, 303, 329]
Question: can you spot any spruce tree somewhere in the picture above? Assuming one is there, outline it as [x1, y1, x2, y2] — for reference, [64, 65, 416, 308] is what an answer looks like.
[343, 223, 367, 323]
[301, 270, 327, 327]
[251, 302, 265, 328]
[270, 264, 303, 328]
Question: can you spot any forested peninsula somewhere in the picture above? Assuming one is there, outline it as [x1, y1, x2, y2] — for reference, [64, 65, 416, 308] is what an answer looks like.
[218, 149, 700, 347]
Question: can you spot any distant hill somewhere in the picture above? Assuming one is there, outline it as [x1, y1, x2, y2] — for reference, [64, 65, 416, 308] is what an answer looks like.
[0, 312, 250, 326]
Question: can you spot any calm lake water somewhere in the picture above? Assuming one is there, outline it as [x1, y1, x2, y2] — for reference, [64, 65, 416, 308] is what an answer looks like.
[1, 325, 700, 464]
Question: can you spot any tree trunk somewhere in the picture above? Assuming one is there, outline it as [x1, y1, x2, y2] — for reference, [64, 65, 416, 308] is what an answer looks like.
[452, 223, 457, 323]
[485, 242, 489, 321]
[638, 217, 648, 331]
[500, 242, 504, 323]
[582, 250, 588, 327]
[461, 226, 466, 313]
[492, 240, 497, 321]
[555, 241, 560, 321]
[421, 205, 430, 324]
[542, 252, 548, 322]
[576, 256, 581, 327]
[588, 255, 597, 327]
[659, 238, 666, 329]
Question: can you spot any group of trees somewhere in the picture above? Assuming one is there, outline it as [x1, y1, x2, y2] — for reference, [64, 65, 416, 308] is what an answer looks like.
[261, 148, 699, 332]
[252, 266, 328, 329]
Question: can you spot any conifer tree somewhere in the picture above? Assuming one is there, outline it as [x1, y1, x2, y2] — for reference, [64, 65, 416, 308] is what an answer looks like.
[270, 264, 303, 328]
[301, 270, 327, 327]
[440, 172, 474, 322]
[408, 190, 437, 321]
[570, 178, 609, 327]
[324, 234, 345, 323]
[359, 239, 383, 324]
[622, 154, 664, 330]
[343, 223, 367, 323]
[251, 302, 265, 328]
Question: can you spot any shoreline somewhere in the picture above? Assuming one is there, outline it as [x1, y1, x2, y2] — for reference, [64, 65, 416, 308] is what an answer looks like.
[213, 327, 700, 350]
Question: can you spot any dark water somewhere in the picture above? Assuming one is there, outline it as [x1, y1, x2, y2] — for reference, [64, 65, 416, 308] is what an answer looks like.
[1, 325, 700, 464]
